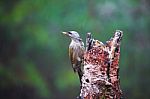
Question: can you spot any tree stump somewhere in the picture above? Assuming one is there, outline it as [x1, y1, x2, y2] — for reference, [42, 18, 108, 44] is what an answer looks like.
[80, 30, 123, 99]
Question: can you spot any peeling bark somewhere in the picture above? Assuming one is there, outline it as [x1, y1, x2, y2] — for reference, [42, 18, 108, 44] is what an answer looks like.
[80, 30, 123, 99]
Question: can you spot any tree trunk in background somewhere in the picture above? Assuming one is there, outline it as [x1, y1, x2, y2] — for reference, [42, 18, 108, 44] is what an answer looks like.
[80, 30, 123, 99]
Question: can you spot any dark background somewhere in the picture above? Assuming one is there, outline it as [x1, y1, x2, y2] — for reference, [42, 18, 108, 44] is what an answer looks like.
[0, 0, 150, 99]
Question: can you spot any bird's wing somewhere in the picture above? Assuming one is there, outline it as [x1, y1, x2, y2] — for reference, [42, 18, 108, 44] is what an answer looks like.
[79, 45, 85, 68]
[69, 47, 76, 72]
[79, 44, 85, 59]
[76, 45, 84, 82]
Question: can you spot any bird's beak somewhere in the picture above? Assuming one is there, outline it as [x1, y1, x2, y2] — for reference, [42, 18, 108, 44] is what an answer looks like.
[62, 32, 69, 36]
[62, 32, 67, 34]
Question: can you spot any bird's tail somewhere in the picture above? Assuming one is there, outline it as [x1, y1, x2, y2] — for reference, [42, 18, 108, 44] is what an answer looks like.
[77, 68, 83, 84]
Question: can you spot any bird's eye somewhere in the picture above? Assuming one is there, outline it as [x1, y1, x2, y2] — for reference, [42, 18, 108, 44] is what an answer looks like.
[68, 32, 72, 34]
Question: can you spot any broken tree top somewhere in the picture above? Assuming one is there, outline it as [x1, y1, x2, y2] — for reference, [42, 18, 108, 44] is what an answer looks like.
[80, 30, 123, 99]
[62, 30, 123, 99]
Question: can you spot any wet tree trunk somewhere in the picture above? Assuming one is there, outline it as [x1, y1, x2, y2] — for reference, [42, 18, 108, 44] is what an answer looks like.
[80, 30, 123, 99]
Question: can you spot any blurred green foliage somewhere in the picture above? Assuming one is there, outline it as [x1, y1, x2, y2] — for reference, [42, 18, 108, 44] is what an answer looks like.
[0, 0, 150, 99]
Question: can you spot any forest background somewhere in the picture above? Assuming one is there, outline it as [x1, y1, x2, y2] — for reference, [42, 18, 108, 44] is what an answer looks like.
[0, 0, 150, 99]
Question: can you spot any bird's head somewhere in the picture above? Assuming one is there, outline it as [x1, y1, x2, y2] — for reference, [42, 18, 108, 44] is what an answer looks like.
[62, 31, 81, 41]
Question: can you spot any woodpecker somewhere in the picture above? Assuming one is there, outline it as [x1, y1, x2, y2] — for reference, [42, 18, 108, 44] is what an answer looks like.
[62, 31, 85, 83]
